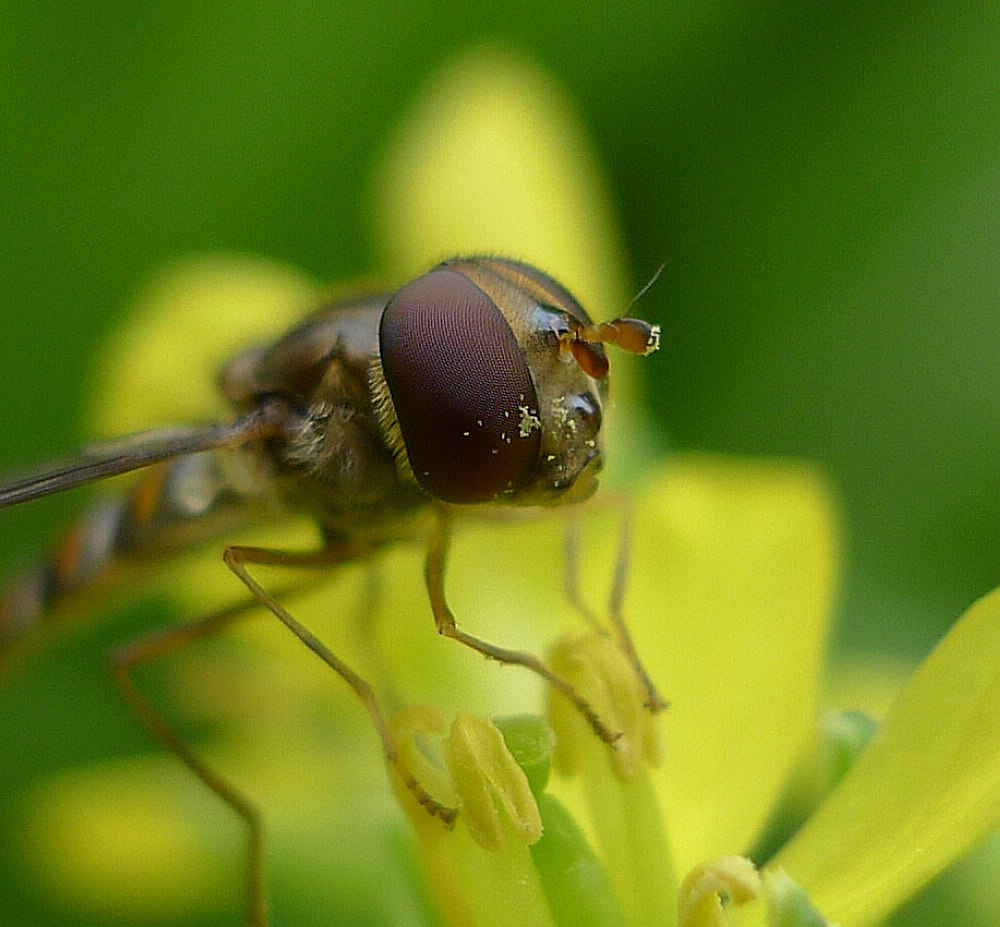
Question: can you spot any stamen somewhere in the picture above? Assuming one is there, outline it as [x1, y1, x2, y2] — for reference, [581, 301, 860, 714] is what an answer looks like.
[445, 713, 543, 850]
[548, 633, 662, 781]
[678, 856, 762, 927]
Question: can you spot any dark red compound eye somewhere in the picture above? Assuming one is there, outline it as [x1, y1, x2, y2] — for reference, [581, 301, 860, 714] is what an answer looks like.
[379, 269, 541, 504]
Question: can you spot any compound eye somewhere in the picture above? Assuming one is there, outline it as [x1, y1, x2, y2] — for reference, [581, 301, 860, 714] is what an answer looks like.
[379, 269, 541, 503]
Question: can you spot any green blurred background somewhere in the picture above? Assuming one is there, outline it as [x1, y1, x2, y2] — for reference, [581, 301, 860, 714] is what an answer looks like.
[1, 2, 998, 924]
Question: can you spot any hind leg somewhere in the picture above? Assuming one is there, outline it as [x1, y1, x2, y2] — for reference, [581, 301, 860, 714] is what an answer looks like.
[111, 597, 272, 926]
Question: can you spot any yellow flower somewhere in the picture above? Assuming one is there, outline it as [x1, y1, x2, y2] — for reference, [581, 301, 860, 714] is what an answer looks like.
[10, 46, 1000, 927]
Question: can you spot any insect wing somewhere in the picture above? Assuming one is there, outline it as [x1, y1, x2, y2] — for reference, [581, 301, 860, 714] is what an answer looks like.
[0, 414, 274, 509]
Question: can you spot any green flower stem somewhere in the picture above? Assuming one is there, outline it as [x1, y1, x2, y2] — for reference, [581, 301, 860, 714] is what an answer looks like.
[496, 714, 627, 927]
[530, 792, 628, 927]
[763, 869, 833, 927]
[819, 708, 879, 792]
[583, 762, 677, 927]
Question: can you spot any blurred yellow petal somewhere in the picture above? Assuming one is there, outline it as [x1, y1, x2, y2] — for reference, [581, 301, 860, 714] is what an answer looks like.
[371, 45, 627, 321]
[775, 586, 1000, 926]
[21, 757, 235, 921]
[87, 254, 321, 435]
[629, 454, 838, 873]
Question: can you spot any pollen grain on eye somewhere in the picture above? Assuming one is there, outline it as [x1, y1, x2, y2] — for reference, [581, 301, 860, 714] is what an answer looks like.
[517, 404, 541, 438]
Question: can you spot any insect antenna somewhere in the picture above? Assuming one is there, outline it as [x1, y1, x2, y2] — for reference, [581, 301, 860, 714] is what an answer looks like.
[628, 261, 666, 308]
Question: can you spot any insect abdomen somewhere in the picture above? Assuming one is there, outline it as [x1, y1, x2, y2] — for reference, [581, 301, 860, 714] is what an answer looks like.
[0, 453, 253, 654]
[0, 496, 128, 648]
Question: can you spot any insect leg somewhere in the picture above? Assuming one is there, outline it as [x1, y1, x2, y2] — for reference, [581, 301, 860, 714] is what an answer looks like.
[604, 503, 667, 713]
[563, 500, 666, 713]
[222, 544, 458, 825]
[562, 514, 606, 633]
[110, 599, 271, 927]
[424, 507, 621, 746]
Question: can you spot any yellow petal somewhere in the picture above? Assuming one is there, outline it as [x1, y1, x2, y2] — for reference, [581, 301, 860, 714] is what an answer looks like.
[370, 45, 627, 321]
[630, 454, 838, 872]
[20, 757, 236, 921]
[775, 586, 1000, 926]
[86, 254, 320, 435]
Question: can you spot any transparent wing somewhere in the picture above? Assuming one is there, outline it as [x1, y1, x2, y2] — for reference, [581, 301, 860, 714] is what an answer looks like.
[0, 412, 275, 509]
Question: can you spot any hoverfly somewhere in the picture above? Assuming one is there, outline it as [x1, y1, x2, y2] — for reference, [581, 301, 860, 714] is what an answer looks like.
[0, 255, 661, 925]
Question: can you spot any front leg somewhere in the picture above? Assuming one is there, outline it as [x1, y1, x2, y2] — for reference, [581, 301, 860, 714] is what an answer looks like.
[564, 502, 667, 713]
[423, 506, 621, 746]
[223, 543, 457, 825]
